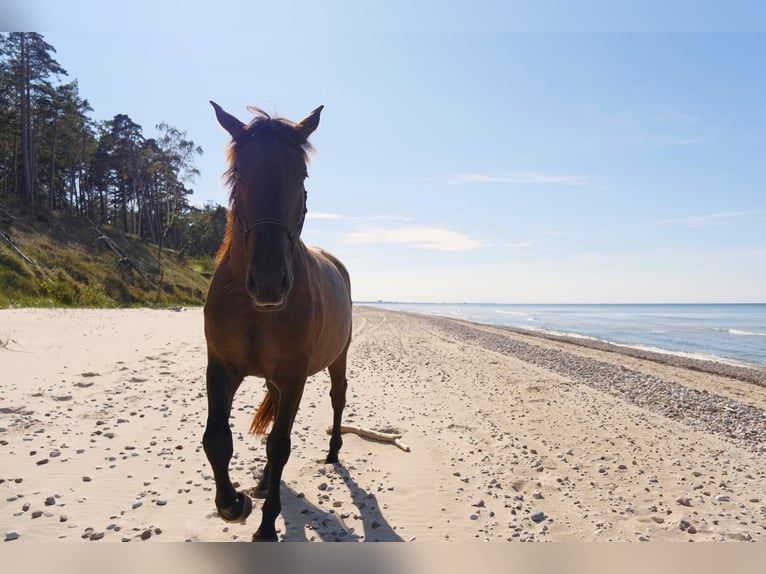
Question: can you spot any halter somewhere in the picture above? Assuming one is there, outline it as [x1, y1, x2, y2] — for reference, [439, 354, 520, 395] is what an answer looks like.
[228, 125, 311, 246]
[233, 186, 308, 244]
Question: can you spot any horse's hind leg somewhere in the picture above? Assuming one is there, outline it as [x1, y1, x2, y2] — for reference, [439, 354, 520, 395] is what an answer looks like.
[202, 360, 252, 522]
[326, 344, 350, 464]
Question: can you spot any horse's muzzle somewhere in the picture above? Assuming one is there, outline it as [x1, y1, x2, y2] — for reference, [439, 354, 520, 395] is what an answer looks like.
[246, 265, 293, 311]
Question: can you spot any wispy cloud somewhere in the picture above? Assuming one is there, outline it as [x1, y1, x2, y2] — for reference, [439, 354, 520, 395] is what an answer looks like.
[652, 211, 751, 227]
[656, 109, 702, 124]
[508, 239, 541, 249]
[307, 212, 343, 220]
[346, 226, 486, 251]
[444, 172, 590, 187]
[368, 215, 416, 222]
[307, 213, 415, 223]
[654, 137, 709, 148]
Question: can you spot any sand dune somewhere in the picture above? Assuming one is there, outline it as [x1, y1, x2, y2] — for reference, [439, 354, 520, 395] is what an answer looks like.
[1, 306, 764, 543]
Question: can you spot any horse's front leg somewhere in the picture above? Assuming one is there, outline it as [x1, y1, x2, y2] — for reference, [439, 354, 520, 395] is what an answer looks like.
[253, 378, 305, 541]
[202, 360, 252, 522]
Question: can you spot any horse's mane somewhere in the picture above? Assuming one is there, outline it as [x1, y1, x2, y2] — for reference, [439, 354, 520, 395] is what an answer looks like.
[216, 108, 314, 265]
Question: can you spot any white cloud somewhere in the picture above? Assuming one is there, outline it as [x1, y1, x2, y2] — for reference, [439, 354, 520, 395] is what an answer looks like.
[346, 226, 486, 251]
[368, 215, 416, 222]
[307, 212, 416, 222]
[445, 172, 590, 187]
[508, 239, 541, 248]
[654, 137, 709, 148]
[656, 109, 702, 124]
[307, 212, 343, 220]
[652, 211, 751, 227]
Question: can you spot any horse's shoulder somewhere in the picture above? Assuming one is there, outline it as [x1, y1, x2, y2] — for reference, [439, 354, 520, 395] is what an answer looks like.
[306, 245, 351, 289]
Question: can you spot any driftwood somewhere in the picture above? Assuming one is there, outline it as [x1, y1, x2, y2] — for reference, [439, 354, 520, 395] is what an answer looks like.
[89, 219, 157, 290]
[0, 207, 16, 222]
[0, 228, 34, 265]
[326, 424, 411, 452]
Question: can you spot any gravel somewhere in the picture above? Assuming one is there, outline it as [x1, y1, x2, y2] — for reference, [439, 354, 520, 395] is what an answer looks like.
[426, 316, 766, 453]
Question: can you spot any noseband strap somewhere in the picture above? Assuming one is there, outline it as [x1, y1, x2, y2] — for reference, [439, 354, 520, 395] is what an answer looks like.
[233, 191, 307, 244]
[236, 214, 301, 242]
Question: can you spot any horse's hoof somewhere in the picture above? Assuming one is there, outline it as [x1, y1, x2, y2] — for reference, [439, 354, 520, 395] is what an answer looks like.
[252, 528, 278, 542]
[218, 492, 253, 522]
[325, 453, 339, 464]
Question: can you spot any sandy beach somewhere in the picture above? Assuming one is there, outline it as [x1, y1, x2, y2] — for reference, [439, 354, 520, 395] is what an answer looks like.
[1, 305, 765, 543]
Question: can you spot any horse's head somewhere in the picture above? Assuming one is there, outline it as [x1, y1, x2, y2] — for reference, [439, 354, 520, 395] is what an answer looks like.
[212, 101, 323, 311]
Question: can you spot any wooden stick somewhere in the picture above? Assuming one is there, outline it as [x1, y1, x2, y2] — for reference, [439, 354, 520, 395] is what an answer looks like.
[326, 424, 411, 452]
[0, 229, 34, 265]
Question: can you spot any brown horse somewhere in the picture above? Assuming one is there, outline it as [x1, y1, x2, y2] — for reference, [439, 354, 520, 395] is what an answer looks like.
[203, 101, 352, 541]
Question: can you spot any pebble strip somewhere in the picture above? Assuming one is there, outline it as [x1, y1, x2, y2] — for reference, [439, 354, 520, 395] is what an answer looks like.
[426, 316, 766, 453]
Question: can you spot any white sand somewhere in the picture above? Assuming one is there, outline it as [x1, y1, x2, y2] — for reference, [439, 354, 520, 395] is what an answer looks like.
[1, 306, 764, 542]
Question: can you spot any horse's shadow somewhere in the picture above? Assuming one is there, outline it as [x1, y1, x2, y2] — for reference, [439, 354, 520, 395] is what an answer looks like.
[273, 464, 404, 542]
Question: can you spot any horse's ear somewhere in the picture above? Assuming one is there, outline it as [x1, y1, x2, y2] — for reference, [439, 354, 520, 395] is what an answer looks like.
[210, 101, 245, 140]
[296, 105, 324, 140]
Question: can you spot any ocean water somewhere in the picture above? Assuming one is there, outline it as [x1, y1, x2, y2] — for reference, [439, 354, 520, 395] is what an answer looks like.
[361, 303, 766, 367]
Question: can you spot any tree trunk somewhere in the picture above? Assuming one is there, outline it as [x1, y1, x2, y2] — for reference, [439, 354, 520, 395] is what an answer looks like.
[49, 115, 57, 209]
[19, 33, 34, 203]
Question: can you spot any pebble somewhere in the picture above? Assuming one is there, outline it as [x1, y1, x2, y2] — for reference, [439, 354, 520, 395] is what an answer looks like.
[432, 318, 766, 452]
[141, 530, 152, 540]
[31, 510, 43, 519]
[45, 496, 56, 506]
[716, 495, 731, 502]
[676, 497, 692, 507]
[83, 476, 92, 482]
[5, 531, 20, 541]
[530, 511, 546, 523]
[132, 500, 143, 509]
[156, 498, 167, 506]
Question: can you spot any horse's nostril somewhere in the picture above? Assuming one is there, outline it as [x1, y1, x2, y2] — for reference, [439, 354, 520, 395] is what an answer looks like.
[247, 270, 258, 294]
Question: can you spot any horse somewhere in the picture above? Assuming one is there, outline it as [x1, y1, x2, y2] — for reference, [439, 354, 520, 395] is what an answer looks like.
[202, 101, 352, 541]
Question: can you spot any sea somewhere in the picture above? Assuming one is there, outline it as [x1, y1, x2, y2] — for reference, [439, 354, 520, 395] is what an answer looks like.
[360, 302, 766, 368]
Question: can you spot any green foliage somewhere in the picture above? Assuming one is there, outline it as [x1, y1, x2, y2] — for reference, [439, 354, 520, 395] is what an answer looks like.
[0, 210, 212, 307]
[179, 203, 229, 258]
[0, 32, 212, 259]
[0, 33, 223, 308]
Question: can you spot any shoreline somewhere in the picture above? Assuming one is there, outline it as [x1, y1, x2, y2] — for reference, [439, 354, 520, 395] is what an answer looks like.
[432, 314, 766, 387]
[2, 306, 765, 542]
[362, 303, 766, 374]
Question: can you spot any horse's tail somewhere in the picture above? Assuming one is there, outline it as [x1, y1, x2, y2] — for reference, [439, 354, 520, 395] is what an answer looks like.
[250, 392, 273, 435]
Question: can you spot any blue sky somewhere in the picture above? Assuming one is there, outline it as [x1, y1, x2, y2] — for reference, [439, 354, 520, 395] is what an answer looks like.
[13, 2, 766, 303]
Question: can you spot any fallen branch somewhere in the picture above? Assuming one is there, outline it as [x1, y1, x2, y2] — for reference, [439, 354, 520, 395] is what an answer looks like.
[89, 219, 158, 290]
[0, 228, 34, 265]
[0, 207, 16, 221]
[326, 424, 411, 452]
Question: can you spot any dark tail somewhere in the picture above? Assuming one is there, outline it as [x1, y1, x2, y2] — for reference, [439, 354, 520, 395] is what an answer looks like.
[250, 392, 273, 435]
